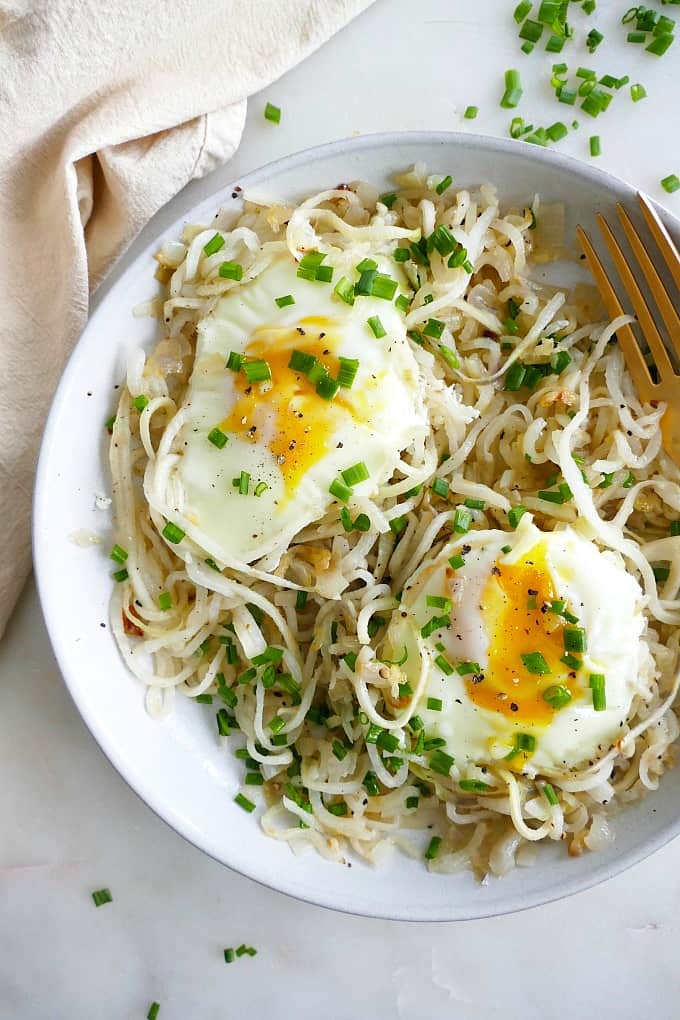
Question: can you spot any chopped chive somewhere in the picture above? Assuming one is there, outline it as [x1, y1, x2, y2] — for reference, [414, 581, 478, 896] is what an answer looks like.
[394, 247, 410, 263]
[389, 515, 408, 536]
[395, 294, 410, 314]
[429, 749, 454, 776]
[519, 19, 543, 42]
[512, 732, 536, 754]
[425, 835, 442, 860]
[333, 276, 355, 306]
[91, 888, 112, 907]
[547, 121, 568, 141]
[158, 591, 172, 611]
[464, 105, 479, 120]
[327, 801, 348, 816]
[552, 350, 571, 373]
[431, 477, 449, 498]
[423, 318, 445, 339]
[379, 192, 397, 208]
[371, 273, 398, 301]
[218, 261, 243, 281]
[243, 359, 271, 384]
[630, 83, 647, 102]
[337, 357, 359, 388]
[110, 544, 128, 564]
[508, 505, 527, 528]
[560, 653, 581, 671]
[275, 294, 295, 308]
[647, 33, 674, 56]
[363, 771, 380, 796]
[420, 614, 451, 639]
[203, 233, 225, 256]
[332, 739, 349, 761]
[542, 782, 559, 806]
[453, 506, 472, 534]
[356, 258, 378, 272]
[315, 374, 339, 400]
[264, 102, 281, 123]
[435, 174, 454, 195]
[426, 594, 452, 611]
[514, 0, 532, 20]
[589, 135, 601, 156]
[661, 174, 680, 194]
[147, 1004, 161, 1020]
[505, 361, 526, 390]
[376, 730, 400, 754]
[329, 478, 353, 503]
[226, 351, 244, 372]
[500, 68, 523, 109]
[216, 709, 232, 736]
[434, 654, 454, 675]
[456, 661, 481, 676]
[105, 414, 116, 433]
[589, 673, 606, 711]
[448, 553, 465, 569]
[406, 795, 419, 809]
[653, 565, 670, 582]
[459, 779, 491, 792]
[586, 27, 604, 50]
[269, 715, 286, 735]
[542, 683, 572, 708]
[438, 345, 460, 370]
[162, 521, 185, 544]
[252, 646, 284, 666]
[223, 949, 235, 964]
[132, 394, 148, 412]
[315, 265, 333, 283]
[367, 315, 386, 338]
[464, 497, 485, 510]
[295, 590, 309, 613]
[236, 470, 250, 495]
[288, 349, 317, 374]
[563, 626, 586, 653]
[521, 651, 551, 675]
[409, 715, 425, 732]
[234, 793, 256, 813]
[208, 427, 228, 449]
[254, 481, 268, 498]
[427, 697, 443, 712]
[341, 462, 369, 486]
[356, 268, 376, 296]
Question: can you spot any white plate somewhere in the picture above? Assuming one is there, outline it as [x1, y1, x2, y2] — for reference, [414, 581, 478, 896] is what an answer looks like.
[34, 132, 680, 921]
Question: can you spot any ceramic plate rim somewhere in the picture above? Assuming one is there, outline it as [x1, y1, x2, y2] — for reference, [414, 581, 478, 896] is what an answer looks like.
[33, 130, 680, 921]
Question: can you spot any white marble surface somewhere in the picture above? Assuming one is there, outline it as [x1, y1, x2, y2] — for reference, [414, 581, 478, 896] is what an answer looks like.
[3, 1, 680, 1016]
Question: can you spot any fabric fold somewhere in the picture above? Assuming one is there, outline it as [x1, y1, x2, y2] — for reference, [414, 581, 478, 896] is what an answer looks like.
[0, 0, 373, 638]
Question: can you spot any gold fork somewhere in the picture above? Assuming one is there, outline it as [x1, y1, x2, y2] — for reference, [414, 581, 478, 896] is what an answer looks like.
[576, 193, 680, 464]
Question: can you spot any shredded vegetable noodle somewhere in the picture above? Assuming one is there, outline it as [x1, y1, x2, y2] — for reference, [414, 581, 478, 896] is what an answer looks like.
[108, 164, 680, 878]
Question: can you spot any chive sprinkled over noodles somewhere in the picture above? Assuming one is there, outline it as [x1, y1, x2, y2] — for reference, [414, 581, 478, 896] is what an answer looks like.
[107, 165, 680, 880]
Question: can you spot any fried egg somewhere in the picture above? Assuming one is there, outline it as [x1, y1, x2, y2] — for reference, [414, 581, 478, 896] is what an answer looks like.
[386, 513, 649, 772]
[162, 252, 427, 566]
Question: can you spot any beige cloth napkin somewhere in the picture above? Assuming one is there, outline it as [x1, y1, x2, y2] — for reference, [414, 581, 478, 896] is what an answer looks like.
[0, 0, 373, 639]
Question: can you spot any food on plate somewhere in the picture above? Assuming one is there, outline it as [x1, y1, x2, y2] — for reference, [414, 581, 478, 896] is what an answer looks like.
[107, 165, 680, 877]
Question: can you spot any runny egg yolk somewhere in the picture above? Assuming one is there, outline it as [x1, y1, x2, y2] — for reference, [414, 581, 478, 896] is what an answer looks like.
[464, 544, 581, 725]
[220, 316, 367, 494]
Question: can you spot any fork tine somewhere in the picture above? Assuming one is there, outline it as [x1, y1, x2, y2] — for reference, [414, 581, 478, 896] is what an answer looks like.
[575, 224, 654, 391]
[637, 191, 680, 291]
[595, 213, 674, 381]
[616, 203, 680, 360]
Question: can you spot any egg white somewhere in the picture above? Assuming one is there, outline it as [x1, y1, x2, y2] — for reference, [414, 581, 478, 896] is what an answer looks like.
[386, 514, 650, 773]
[151, 252, 427, 568]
